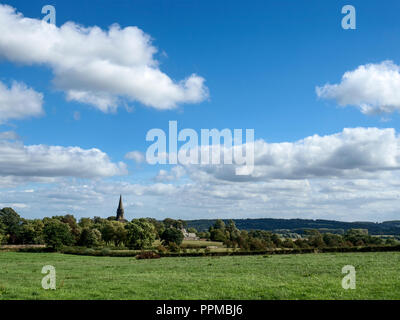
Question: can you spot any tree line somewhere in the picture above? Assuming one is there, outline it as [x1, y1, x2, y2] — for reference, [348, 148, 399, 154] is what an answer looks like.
[205, 219, 397, 250]
[187, 218, 400, 235]
[0, 208, 397, 252]
[0, 207, 186, 250]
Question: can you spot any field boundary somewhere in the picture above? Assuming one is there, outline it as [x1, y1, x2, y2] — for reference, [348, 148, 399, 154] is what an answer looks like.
[62, 244, 400, 257]
[2, 244, 400, 258]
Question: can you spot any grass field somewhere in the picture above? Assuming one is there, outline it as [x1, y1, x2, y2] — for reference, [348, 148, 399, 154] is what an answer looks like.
[1, 251, 400, 299]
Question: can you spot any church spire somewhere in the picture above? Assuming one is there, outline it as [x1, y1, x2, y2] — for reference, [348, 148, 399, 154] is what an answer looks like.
[116, 194, 125, 221]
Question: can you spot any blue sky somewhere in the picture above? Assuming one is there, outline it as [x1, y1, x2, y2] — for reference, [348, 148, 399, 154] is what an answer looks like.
[1, 0, 400, 221]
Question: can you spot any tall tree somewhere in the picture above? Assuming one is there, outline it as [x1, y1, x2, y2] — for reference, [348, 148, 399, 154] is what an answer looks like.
[43, 219, 75, 250]
[78, 227, 102, 247]
[125, 219, 156, 250]
[161, 228, 184, 246]
[0, 207, 22, 244]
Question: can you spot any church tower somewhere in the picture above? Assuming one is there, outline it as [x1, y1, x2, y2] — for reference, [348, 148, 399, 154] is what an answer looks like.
[116, 195, 125, 221]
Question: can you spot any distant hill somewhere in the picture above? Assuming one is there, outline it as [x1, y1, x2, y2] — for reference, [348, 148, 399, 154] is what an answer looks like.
[185, 218, 400, 235]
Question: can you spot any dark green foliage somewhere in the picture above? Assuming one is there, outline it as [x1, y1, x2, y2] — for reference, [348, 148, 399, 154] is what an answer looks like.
[161, 228, 184, 246]
[162, 218, 186, 230]
[186, 218, 400, 235]
[213, 219, 225, 230]
[46, 215, 82, 245]
[0, 208, 22, 244]
[78, 217, 94, 229]
[78, 228, 102, 247]
[344, 229, 383, 246]
[197, 231, 210, 239]
[210, 228, 228, 242]
[43, 219, 75, 250]
[99, 220, 127, 246]
[0, 207, 395, 255]
[385, 238, 399, 245]
[282, 238, 296, 248]
[144, 218, 165, 238]
[294, 238, 310, 249]
[209, 219, 229, 242]
[0, 220, 6, 244]
[305, 230, 325, 248]
[187, 227, 197, 234]
[18, 219, 44, 244]
[61, 246, 139, 257]
[323, 233, 345, 247]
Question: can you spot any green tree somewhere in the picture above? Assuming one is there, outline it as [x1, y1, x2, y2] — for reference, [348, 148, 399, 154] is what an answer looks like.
[125, 219, 156, 250]
[161, 228, 184, 246]
[19, 219, 44, 244]
[282, 238, 296, 248]
[323, 233, 344, 247]
[94, 216, 108, 224]
[344, 229, 382, 246]
[78, 228, 102, 247]
[197, 231, 210, 240]
[305, 230, 325, 248]
[163, 218, 186, 230]
[226, 220, 240, 243]
[43, 219, 75, 250]
[100, 220, 127, 246]
[294, 238, 311, 249]
[57, 214, 81, 242]
[78, 217, 94, 229]
[209, 219, 229, 242]
[385, 238, 398, 246]
[248, 237, 267, 251]
[0, 207, 22, 244]
[100, 220, 116, 245]
[271, 233, 283, 247]
[210, 228, 228, 242]
[0, 220, 6, 244]
[146, 218, 165, 238]
[113, 221, 127, 246]
[214, 219, 225, 230]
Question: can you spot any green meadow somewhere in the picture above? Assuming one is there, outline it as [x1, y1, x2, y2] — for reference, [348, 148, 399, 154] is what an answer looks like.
[1, 251, 400, 300]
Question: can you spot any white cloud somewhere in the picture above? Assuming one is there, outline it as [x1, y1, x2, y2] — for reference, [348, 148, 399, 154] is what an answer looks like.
[0, 140, 127, 179]
[155, 166, 186, 182]
[316, 61, 400, 114]
[5, 174, 400, 221]
[0, 131, 19, 140]
[180, 127, 400, 182]
[125, 150, 145, 163]
[3, 128, 400, 221]
[0, 80, 43, 123]
[0, 176, 58, 189]
[0, 5, 209, 112]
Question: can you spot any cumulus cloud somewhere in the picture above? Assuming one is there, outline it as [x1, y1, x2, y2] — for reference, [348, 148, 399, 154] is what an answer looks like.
[0, 140, 127, 179]
[179, 127, 400, 182]
[316, 61, 400, 114]
[3, 128, 400, 221]
[155, 166, 186, 182]
[6, 173, 400, 221]
[0, 131, 19, 140]
[125, 150, 145, 163]
[0, 5, 209, 112]
[0, 80, 44, 123]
